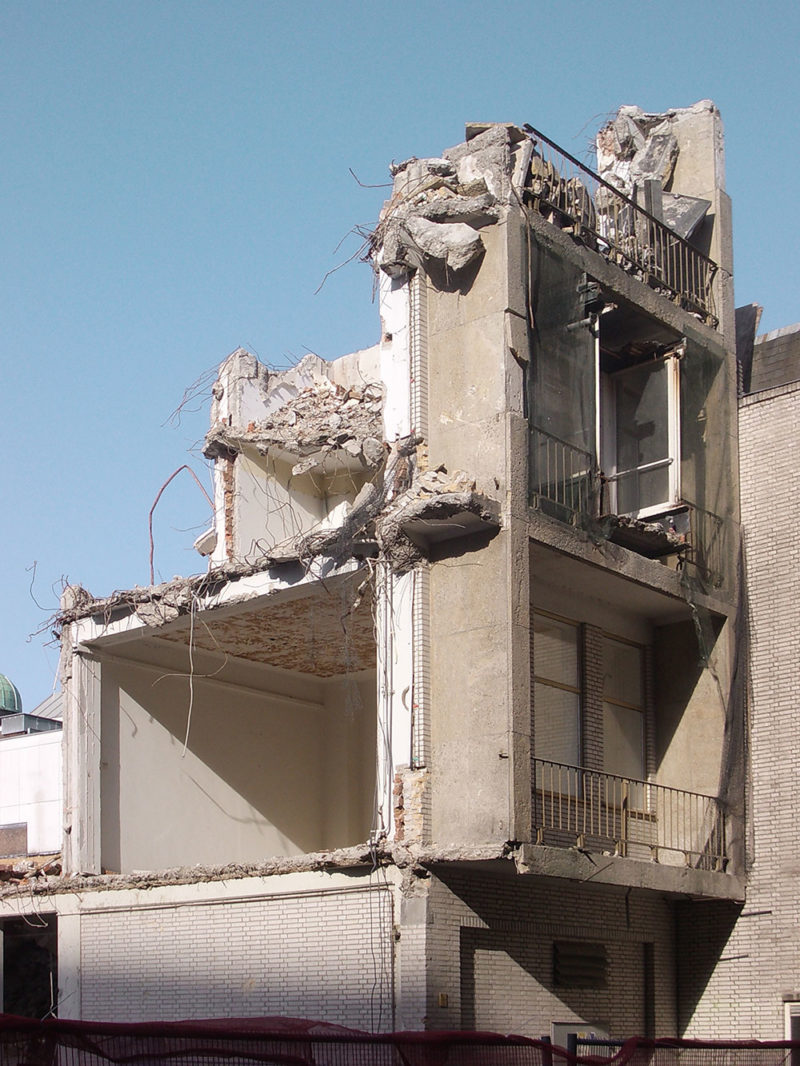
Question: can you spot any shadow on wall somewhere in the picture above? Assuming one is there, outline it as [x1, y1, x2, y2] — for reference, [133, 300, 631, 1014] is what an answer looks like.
[99, 659, 376, 872]
[434, 868, 668, 1039]
[675, 898, 743, 1034]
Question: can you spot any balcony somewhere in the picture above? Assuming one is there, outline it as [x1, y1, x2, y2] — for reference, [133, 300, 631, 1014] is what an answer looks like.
[523, 125, 718, 326]
[530, 426, 731, 587]
[533, 759, 727, 872]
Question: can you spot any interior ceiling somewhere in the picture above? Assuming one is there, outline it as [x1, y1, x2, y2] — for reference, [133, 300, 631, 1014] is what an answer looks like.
[156, 582, 375, 678]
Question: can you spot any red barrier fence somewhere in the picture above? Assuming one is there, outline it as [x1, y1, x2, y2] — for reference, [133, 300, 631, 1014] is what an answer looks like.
[0, 1016, 796, 1066]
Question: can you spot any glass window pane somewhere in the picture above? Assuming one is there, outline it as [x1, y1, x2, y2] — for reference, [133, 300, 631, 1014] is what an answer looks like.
[603, 638, 643, 707]
[603, 701, 644, 780]
[535, 683, 580, 765]
[534, 615, 578, 688]
[615, 463, 670, 514]
[615, 360, 669, 472]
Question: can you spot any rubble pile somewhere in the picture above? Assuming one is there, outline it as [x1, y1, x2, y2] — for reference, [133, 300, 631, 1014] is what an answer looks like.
[375, 124, 529, 277]
[0, 856, 61, 884]
[205, 377, 385, 473]
[596, 102, 713, 240]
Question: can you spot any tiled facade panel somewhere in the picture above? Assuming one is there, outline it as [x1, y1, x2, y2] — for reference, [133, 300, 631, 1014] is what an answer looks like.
[80, 886, 394, 1030]
[679, 381, 800, 1038]
[424, 870, 676, 1039]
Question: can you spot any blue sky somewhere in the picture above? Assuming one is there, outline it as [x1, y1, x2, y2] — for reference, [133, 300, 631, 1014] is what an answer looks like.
[2, 0, 798, 707]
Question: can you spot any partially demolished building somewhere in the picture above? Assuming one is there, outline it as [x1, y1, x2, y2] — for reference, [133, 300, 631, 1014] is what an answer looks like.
[1, 102, 745, 1037]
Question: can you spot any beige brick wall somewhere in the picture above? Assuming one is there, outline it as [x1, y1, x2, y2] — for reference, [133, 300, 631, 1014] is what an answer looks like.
[79, 883, 394, 1030]
[423, 869, 676, 1039]
[679, 380, 800, 1038]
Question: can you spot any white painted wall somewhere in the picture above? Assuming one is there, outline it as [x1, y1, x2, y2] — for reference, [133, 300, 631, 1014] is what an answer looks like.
[0, 730, 62, 854]
[234, 447, 374, 562]
[99, 659, 376, 874]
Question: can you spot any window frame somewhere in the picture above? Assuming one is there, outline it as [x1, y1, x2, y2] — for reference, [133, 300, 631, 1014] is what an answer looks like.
[532, 609, 582, 770]
[599, 346, 683, 520]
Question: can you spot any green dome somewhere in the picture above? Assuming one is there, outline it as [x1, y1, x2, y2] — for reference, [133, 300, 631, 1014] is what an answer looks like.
[0, 674, 22, 714]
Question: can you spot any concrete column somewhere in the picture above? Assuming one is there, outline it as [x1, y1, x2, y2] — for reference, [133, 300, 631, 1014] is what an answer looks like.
[375, 566, 414, 840]
[63, 637, 102, 874]
[57, 908, 82, 1019]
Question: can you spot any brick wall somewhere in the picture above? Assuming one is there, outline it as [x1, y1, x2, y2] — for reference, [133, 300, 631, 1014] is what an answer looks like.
[678, 380, 800, 1038]
[423, 869, 676, 1038]
[78, 882, 394, 1029]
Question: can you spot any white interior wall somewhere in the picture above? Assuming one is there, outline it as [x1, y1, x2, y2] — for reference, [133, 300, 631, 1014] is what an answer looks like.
[0, 731, 62, 854]
[101, 660, 331, 872]
[100, 659, 378, 873]
[235, 449, 325, 559]
[322, 675, 377, 846]
[234, 449, 373, 561]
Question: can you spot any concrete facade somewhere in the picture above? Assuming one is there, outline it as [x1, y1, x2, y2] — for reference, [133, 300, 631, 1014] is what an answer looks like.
[1, 104, 749, 1037]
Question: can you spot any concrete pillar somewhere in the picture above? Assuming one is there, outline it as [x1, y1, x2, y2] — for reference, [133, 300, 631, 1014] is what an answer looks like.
[63, 638, 102, 874]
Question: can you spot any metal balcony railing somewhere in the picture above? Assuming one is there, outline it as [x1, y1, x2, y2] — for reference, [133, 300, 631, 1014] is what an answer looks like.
[524, 126, 719, 326]
[530, 426, 597, 520]
[533, 759, 727, 871]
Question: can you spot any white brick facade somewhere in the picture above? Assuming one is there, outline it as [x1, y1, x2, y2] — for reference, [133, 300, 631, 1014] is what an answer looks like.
[424, 870, 676, 1039]
[680, 378, 800, 1038]
[37, 873, 395, 1029]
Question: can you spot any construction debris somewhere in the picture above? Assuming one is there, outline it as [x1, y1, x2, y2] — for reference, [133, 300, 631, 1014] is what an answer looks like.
[374, 124, 529, 277]
[205, 373, 385, 472]
[0, 841, 518, 900]
[596, 102, 713, 238]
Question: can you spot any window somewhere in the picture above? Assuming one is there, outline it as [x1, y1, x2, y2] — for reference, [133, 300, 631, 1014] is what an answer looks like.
[603, 636, 645, 782]
[533, 612, 580, 766]
[785, 1002, 800, 1066]
[600, 349, 682, 518]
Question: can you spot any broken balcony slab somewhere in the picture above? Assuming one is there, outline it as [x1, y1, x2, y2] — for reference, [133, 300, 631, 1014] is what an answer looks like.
[603, 511, 687, 559]
[397, 492, 502, 549]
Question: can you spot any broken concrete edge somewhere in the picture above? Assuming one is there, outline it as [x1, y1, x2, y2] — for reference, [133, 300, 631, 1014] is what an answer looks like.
[54, 553, 301, 633]
[203, 370, 385, 467]
[371, 108, 718, 282]
[0, 839, 741, 903]
[0, 842, 520, 900]
[53, 478, 503, 633]
[373, 124, 524, 278]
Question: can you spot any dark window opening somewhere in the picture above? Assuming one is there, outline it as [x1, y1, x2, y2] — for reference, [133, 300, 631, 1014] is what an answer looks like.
[2, 914, 58, 1018]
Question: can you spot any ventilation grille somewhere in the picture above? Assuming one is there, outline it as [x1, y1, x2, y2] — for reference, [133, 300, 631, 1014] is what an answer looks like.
[553, 941, 608, 988]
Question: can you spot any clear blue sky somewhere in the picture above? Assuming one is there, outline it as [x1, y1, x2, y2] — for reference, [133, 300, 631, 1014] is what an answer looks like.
[2, 0, 797, 708]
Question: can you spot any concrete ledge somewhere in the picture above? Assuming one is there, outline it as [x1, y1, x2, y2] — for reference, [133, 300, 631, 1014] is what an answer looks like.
[516, 843, 745, 901]
[528, 508, 735, 617]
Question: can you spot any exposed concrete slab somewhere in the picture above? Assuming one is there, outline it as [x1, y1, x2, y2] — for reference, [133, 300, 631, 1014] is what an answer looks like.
[516, 843, 744, 901]
[528, 510, 734, 618]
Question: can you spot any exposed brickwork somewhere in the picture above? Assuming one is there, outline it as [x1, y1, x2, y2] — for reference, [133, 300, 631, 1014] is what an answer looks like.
[679, 380, 800, 1038]
[222, 456, 236, 560]
[424, 869, 676, 1038]
[393, 772, 405, 841]
[79, 884, 394, 1029]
